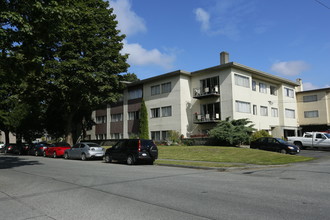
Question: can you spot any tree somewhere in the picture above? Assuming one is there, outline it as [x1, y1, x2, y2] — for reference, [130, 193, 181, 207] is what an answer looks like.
[139, 99, 149, 139]
[250, 130, 272, 142]
[209, 117, 255, 146]
[1, 0, 130, 145]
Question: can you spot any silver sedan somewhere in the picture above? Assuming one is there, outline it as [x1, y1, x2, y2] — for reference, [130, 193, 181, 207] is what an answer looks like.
[64, 142, 104, 160]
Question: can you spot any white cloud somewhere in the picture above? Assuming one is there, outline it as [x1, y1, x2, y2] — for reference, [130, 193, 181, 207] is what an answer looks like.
[109, 0, 146, 36]
[109, 0, 176, 70]
[303, 82, 319, 91]
[271, 61, 309, 76]
[194, 8, 210, 31]
[122, 40, 175, 69]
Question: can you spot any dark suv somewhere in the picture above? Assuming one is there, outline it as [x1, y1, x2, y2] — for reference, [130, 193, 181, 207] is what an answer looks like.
[104, 139, 158, 165]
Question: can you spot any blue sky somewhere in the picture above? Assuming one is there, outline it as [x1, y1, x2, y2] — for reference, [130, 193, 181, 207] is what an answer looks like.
[109, 0, 330, 90]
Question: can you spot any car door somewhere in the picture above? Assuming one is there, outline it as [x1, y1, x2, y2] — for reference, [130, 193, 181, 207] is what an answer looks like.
[314, 133, 329, 148]
[268, 138, 279, 152]
[70, 144, 80, 158]
[111, 141, 127, 161]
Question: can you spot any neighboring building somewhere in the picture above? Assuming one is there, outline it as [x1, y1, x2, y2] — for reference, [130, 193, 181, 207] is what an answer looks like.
[296, 87, 330, 133]
[86, 52, 301, 141]
[0, 131, 16, 144]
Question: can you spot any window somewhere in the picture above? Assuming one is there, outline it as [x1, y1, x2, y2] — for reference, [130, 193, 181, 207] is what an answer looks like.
[271, 108, 278, 117]
[161, 82, 171, 93]
[235, 74, 250, 88]
[162, 131, 169, 140]
[128, 111, 139, 120]
[253, 105, 257, 115]
[96, 116, 106, 124]
[128, 89, 142, 100]
[151, 131, 160, 141]
[259, 83, 267, 93]
[270, 86, 277, 95]
[236, 101, 251, 113]
[111, 113, 123, 122]
[285, 109, 295, 118]
[304, 110, 319, 118]
[252, 80, 256, 91]
[151, 108, 160, 118]
[151, 85, 160, 96]
[284, 87, 294, 98]
[303, 95, 317, 102]
[96, 134, 106, 140]
[111, 133, 122, 139]
[161, 106, 172, 117]
[260, 106, 268, 116]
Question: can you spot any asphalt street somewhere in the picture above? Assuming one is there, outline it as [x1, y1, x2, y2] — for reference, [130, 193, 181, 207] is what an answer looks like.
[1, 150, 330, 220]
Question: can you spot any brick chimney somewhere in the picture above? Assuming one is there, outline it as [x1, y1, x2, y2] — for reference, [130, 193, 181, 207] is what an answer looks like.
[220, 51, 229, 65]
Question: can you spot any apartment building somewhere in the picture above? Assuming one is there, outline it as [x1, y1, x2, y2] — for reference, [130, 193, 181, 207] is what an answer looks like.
[296, 87, 330, 133]
[86, 52, 300, 141]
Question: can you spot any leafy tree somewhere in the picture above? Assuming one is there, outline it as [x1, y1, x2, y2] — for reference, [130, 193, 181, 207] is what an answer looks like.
[1, 1, 130, 145]
[139, 99, 149, 139]
[209, 117, 255, 146]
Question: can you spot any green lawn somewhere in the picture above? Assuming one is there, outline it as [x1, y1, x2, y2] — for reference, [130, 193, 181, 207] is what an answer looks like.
[156, 145, 314, 166]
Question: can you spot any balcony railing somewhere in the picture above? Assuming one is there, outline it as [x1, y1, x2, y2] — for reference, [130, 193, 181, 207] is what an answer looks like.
[193, 113, 221, 124]
[193, 86, 220, 99]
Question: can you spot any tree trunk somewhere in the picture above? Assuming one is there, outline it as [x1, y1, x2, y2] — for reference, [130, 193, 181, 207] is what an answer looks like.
[5, 129, 10, 144]
[65, 114, 74, 146]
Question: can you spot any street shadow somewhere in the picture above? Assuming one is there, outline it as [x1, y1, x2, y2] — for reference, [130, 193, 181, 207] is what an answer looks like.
[0, 155, 42, 169]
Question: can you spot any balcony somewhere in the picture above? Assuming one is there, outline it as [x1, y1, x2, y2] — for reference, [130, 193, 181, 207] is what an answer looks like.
[193, 86, 220, 99]
[193, 113, 221, 124]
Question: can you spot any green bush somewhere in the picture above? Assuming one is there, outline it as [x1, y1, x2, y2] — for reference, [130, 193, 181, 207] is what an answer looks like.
[250, 130, 272, 142]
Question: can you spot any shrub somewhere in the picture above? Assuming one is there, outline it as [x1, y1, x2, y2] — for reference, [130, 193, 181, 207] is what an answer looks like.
[250, 130, 272, 142]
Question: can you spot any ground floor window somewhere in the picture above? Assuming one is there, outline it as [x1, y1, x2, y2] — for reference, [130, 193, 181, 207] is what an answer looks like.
[151, 131, 161, 141]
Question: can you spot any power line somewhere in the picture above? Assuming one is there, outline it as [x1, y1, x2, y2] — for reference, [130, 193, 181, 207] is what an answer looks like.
[315, 0, 330, 9]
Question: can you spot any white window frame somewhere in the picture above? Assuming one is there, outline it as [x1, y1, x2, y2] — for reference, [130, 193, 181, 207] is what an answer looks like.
[236, 101, 251, 113]
[161, 106, 172, 117]
[161, 82, 171, 93]
[303, 95, 317, 102]
[151, 108, 160, 118]
[111, 113, 123, 122]
[128, 89, 142, 100]
[285, 108, 295, 118]
[260, 106, 268, 116]
[304, 110, 319, 118]
[235, 74, 250, 88]
[259, 83, 267, 93]
[285, 87, 294, 98]
[271, 108, 278, 117]
[151, 85, 160, 96]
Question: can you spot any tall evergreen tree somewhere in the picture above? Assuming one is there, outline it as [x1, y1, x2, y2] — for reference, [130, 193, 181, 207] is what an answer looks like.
[139, 99, 149, 139]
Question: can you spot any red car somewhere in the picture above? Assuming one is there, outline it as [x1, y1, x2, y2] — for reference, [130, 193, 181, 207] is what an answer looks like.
[44, 142, 71, 158]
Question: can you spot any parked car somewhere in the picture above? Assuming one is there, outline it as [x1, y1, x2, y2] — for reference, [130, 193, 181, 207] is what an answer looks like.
[28, 142, 50, 156]
[44, 142, 71, 158]
[3, 143, 17, 154]
[0, 142, 5, 153]
[64, 142, 104, 160]
[250, 137, 300, 154]
[16, 143, 30, 155]
[104, 139, 158, 165]
[287, 132, 330, 149]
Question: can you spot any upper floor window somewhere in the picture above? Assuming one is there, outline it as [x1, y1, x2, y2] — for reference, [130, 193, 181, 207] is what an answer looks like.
[253, 105, 257, 115]
[303, 95, 317, 102]
[151, 108, 160, 118]
[271, 108, 278, 117]
[304, 110, 319, 118]
[236, 101, 251, 113]
[128, 88, 142, 100]
[284, 87, 294, 98]
[270, 86, 277, 95]
[259, 83, 267, 93]
[285, 109, 295, 118]
[260, 106, 268, 116]
[161, 106, 172, 117]
[235, 74, 250, 88]
[96, 115, 107, 124]
[252, 80, 256, 91]
[128, 111, 139, 120]
[111, 113, 123, 122]
[151, 85, 160, 96]
[161, 82, 171, 93]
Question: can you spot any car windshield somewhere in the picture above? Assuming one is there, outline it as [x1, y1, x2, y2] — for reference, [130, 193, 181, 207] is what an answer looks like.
[275, 138, 288, 144]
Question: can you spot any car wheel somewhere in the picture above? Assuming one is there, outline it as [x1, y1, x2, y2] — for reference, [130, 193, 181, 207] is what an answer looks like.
[53, 152, 57, 158]
[43, 151, 46, 157]
[294, 142, 303, 150]
[126, 155, 135, 165]
[81, 153, 87, 161]
[64, 153, 69, 159]
[280, 149, 287, 154]
[104, 154, 112, 163]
